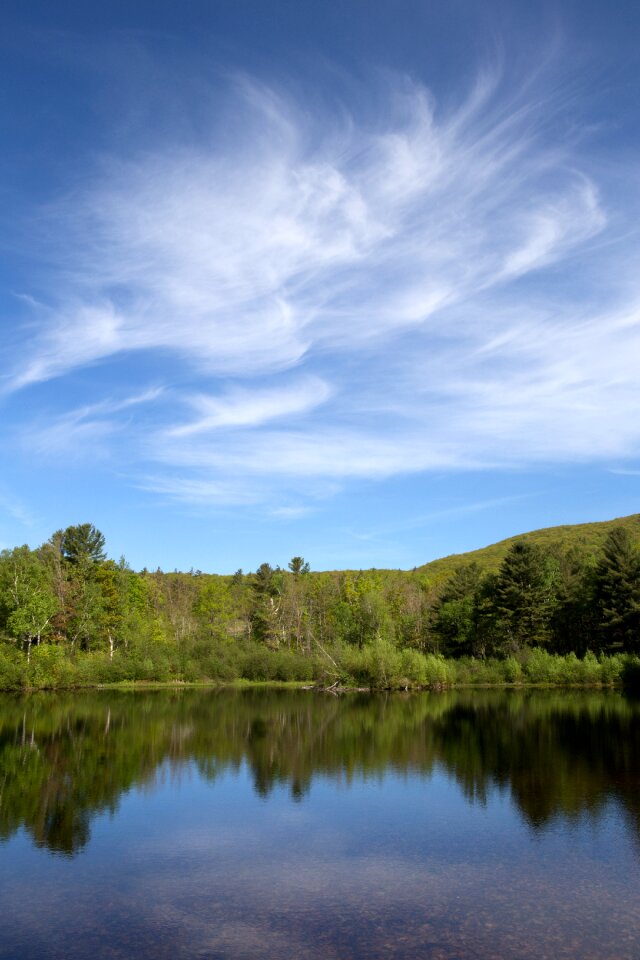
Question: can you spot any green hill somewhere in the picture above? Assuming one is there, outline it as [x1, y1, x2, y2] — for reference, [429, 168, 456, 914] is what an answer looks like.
[417, 513, 640, 585]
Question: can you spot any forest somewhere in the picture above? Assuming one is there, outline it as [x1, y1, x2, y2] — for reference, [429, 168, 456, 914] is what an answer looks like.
[0, 517, 639, 689]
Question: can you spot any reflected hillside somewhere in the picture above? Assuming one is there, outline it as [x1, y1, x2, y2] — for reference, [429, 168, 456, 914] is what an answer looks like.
[0, 689, 639, 856]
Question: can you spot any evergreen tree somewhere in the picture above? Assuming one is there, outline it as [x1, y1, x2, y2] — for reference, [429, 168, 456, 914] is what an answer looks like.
[549, 549, 596, 655]
[432, 563, 483, 657]
[61, 524, 106, 566]
[592, 527, 640, 653]
[492, 541, 555, 651]
[251, 563, 283, 647]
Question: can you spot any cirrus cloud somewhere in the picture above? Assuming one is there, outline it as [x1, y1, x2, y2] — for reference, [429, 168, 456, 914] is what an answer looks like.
[6, 59, 640, 510]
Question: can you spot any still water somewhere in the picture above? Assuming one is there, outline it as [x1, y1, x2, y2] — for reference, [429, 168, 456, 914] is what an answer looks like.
[0, 689, 638, 959]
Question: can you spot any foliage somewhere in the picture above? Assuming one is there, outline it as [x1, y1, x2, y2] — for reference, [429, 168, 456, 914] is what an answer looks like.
[59, 524, 107, 566]
[491, 541, 555, 651]
[0, 515, 639, 689]
[417, 513, 640, 584]
[592, 526, 640, 653]
[0, 545, 58, 656]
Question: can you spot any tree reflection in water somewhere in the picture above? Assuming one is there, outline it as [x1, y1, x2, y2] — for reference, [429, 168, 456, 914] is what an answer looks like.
[0, 688, 638, 856]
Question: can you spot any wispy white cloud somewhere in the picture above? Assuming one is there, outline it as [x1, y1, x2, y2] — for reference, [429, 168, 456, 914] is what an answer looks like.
[269, 505, 315, 520]
[139, 475, 261, 507]
[167, 377, 331, 436]
[347, 495, 534, 544]
[0, 490, 36, 529]
[6, 67, 603, 387]
[5, 58, 640, 509]
[22, 388, 163, 459]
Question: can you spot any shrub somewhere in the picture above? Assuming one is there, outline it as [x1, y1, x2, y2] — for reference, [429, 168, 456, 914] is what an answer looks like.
[0, 644, 26, 690]
[574, 651, 601, 684]
[367, 638, 403, 689]
[502, 656, 523, 683]
[621, 655, 640, 687]
[523, 649, 563, 684]
[399, 649, 429, 686]
[28, 645, 78, 688]
[421, 654, 454, 686]
[599, 653, 624, 685]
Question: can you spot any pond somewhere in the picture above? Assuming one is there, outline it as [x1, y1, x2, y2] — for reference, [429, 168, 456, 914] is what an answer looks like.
[0, 688, 639, 959]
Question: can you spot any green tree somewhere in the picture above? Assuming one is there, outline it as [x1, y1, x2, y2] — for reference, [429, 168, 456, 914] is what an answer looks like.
[492, 541, 555, 651]
[0, 546, 58, 660]
[195, 577, 236, 642]
[94, 561, 128, 659]
[592, 527, 640, 653]
[333, 571, 393, 648]
[281, 560, 311, 651]
[251, 564, 284, 648]
[61, 524, 106, 566]
[433, 563, 484, 657]
[65, 568, 103, 651]
[288, 557, 310, 576]
[549, 549, 597, 655]
[42, 530, 72, 634]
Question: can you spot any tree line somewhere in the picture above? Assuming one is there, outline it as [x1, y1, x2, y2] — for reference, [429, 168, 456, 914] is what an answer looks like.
[0, 522, 639, 688]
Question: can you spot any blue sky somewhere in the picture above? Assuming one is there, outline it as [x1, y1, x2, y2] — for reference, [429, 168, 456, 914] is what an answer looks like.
[2, 0, 640, 572]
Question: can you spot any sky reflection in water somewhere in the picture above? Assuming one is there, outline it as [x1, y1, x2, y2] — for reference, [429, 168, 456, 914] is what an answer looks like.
[0, 689, 639, 959]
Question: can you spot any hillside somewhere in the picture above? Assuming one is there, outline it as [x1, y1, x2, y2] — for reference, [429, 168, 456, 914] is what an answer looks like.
[417, 513, 640, 585]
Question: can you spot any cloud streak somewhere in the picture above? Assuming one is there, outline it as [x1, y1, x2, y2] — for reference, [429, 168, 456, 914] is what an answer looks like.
[166, 377, 331, 437]
[5, 58, 640, 509]
[21, 388, 163, 459]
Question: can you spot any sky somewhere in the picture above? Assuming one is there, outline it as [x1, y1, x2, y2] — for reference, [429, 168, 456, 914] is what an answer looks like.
[1, 0, 640, 573]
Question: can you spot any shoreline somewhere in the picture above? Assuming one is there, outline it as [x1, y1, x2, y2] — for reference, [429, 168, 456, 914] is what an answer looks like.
[0, 678, 628, 694]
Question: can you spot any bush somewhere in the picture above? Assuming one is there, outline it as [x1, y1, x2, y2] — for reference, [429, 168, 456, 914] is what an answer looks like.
[204, 649, 241, 681]
[0, 636, 629, 690]
[0, 643, 26, 690]
[367, 638, 402, 689]
[337, 643, 453, 689]
[239, 646, 274, 681]
[523, 649, 563, 684]
[73, 652, 117, 685]
[234, 644, 317, 682]
[621, 654, 640, 687]
[421, 654, 454, 686]
[181, 658, 205, 682]
[600, 653, 625, 685]
[573, 651, 601, 684]
[502, 656, 523, 683]
[28, 645, 79, 688]
[399, 649, 430, 686]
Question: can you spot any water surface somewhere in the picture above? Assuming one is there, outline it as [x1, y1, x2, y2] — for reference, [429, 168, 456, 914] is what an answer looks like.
[1, 688, 638, 959]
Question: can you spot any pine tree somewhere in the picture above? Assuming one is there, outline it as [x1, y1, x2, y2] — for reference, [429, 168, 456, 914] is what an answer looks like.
[549, 549, 597, 655]
[492, 541, 554, 651]
[61, 524, 106, 566]
[592, 527, 640, 653]
[432, 563, 483, 657]
[251, 563, 282, 648]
